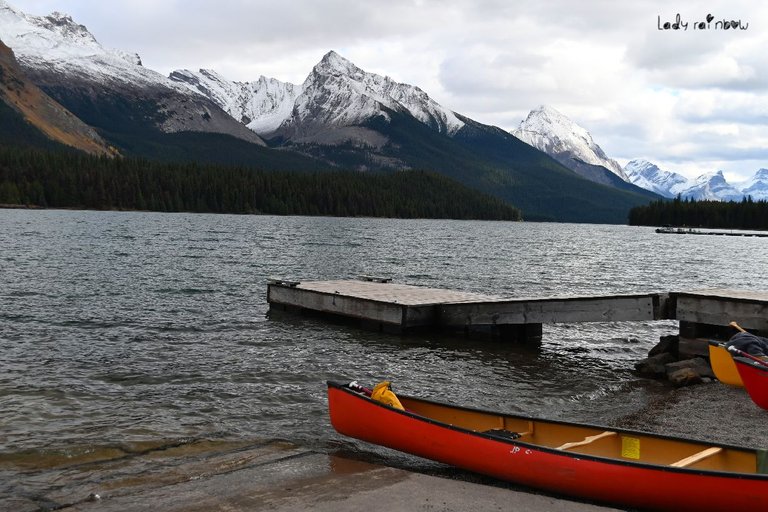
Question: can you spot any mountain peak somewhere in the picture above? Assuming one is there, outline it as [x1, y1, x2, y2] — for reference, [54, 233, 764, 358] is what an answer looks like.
[314, 50, 359, 76]
[521, 105, 591, 142]
[0, 0, 19, 14]
[624, 159, 690, 198]
[0, 2, 106, 61]
[697, 170, 725, 184]
[42, 10, 99, 46]
[48, 11, 73, 21]
[514, 105, 628, 181]
[531, 104, 566, 117]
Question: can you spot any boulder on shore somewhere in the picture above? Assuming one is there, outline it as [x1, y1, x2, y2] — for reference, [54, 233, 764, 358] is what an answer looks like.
[635, 353, 677, 378]
[665, 357, 715, 379]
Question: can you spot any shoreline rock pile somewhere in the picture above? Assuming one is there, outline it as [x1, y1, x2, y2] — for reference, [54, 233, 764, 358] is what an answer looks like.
[635, 335, 716, 387]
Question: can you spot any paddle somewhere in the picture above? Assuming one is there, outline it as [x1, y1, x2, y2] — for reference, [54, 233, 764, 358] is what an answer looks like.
[729, 321, 747, 333]
[728, 346, 768, 367]
[726, 322, 768, 367]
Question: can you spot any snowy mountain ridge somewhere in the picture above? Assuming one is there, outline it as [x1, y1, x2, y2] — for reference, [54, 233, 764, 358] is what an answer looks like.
[624, 159, 690, 197]
[170, 69, 302, 134]
[624, 159, 768, 201]
[171, 50, 465, 141]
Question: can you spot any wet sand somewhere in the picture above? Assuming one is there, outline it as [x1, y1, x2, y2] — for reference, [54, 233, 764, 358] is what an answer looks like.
[4, 440, 622, 512]
[4, 382, 765, 512]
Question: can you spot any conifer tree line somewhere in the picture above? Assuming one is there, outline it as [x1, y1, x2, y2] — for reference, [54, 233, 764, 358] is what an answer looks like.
[0, 147, 522, 220]
[629, 196, 768, 230]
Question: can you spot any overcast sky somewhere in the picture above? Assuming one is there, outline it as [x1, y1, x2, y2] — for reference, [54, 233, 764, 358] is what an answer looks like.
[11, 0, 768, 181]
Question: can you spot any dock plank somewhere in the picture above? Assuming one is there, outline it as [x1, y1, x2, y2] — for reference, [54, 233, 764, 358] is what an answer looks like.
[289, 280, 500, 306]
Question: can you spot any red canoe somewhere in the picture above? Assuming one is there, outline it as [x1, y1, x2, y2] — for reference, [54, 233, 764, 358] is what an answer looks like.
[734, 356, 768, 410]
[327, 381, 768, 511]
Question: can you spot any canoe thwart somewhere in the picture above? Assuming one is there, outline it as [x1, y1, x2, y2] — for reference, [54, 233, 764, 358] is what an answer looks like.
[670, 447, 723, 468]
[557, 431, 617, 451]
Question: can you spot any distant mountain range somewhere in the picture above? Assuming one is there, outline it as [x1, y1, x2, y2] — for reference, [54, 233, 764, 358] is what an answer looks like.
[510, 105, 767, 203]
[0, 0, 661, 223]
[624, 159, 768, 201]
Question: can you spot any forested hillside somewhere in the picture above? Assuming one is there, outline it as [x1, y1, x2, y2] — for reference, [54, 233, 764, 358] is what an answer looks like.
[0, 147, 521, 220]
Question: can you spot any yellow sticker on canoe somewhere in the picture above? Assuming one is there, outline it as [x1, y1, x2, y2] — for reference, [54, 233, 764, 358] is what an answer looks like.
[622, 437, 640, 459]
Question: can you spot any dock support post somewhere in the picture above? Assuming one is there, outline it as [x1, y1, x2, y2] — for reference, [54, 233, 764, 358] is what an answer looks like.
[679, 321, 739, 340]
[497, 323, 543, 344]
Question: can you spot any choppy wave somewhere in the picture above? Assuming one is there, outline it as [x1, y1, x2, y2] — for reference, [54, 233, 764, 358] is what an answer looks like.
[2, 210, 768, 490]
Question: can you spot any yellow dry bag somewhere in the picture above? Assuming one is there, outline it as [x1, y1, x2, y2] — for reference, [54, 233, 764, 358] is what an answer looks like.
[371, 381, 404, 410]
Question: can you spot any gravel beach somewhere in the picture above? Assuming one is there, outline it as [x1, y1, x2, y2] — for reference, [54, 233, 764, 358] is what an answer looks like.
[612, 381, 768, 448]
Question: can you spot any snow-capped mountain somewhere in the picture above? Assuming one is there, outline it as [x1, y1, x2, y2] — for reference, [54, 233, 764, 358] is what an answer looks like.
[0, 1, 145, 84]
[624, 159, 690, 198]
[513, 105, 629, 182]
[625, 159, 768, 201]
[678, 171, 743, 201]
[0, 0, 264, 144]
[170, 69, 302, 134]
[736, 169, 768, 201]
[172, 51, 465, 144]
[286, 51, 464, 138]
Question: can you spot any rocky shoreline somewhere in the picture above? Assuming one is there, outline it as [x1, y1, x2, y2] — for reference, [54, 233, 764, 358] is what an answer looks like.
[634, 335, 716, 386]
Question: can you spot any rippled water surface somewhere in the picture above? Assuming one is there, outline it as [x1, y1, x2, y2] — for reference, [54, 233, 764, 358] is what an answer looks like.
[2, 210, 767, 479]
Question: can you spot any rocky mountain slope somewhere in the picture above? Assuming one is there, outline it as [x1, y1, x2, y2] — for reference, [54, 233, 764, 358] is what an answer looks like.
[0, 38, 114, 155]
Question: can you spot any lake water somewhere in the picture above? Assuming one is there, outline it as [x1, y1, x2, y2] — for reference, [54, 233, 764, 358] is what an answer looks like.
[2, 210, 767, 491]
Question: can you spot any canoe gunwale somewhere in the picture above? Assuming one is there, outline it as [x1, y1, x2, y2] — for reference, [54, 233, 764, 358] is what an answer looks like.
[327, 380, 766, 480]
[734, 357, 768, 373]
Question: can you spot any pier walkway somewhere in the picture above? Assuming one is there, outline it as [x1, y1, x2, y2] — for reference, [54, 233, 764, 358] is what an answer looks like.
[267, 278, 768, 342]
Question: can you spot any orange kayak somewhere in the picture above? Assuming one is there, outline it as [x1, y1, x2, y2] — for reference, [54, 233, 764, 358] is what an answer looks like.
[708, 341, 744, 387]
[327, 381, 768, 511]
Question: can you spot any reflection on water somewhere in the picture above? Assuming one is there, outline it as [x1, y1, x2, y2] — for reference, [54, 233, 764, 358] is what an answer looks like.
[2, 210, 768, 484]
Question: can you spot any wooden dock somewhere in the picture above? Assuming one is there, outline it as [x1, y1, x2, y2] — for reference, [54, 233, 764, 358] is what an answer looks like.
[656, 227, 768, 237]
[267, 278, 768, 342]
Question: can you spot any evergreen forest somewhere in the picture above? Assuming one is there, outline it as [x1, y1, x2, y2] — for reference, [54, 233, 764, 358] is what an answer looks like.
[0, 147, 522, 220]
[629, 197, 768, 230]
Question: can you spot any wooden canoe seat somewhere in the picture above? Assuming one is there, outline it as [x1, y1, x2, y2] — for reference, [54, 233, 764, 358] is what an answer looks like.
[556, 431, 617, 450]
[670, 447, 722, 468]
